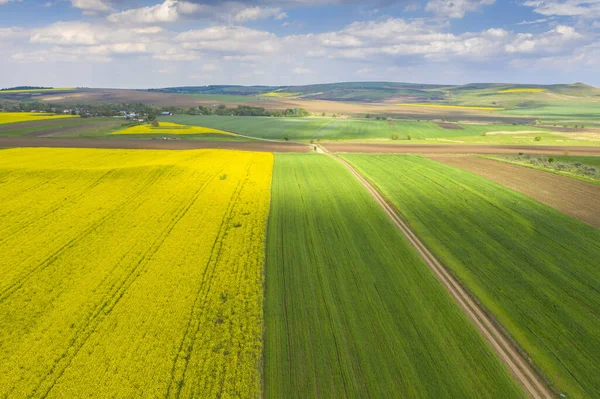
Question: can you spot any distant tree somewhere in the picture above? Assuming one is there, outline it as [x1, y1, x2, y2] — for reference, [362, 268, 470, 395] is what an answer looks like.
[151, 120, 159, 127]
[534, 136, 542, 142]
[284, 136, 289, 142]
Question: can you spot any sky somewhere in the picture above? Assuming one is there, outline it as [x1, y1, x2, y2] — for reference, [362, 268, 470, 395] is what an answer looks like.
[0, 0, 599, 88]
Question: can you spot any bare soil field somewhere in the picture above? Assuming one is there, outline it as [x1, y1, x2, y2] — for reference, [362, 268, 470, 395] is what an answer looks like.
[430, 155, 600, 228]
[0, 137, 310, 152]
[324, 143, 600, 156]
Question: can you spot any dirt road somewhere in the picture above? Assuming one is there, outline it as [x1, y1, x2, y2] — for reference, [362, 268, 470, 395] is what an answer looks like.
[430, 155, 600, 228]
[0, 137, 310, 153]
[329, 152, 553, 399]
[324, 143, 600, 155]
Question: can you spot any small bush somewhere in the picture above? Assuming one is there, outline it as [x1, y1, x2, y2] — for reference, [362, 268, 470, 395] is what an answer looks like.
[534, 136, 542, 142]
[391, 134, 399, 140]
[151, 120, 159, 127]
[406, 134, 412, 140]
[481, 132, 487, 137]
[548, 157, 555, 163]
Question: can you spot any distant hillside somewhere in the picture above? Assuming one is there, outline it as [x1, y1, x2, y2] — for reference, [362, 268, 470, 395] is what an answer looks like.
[148, 82, 598, 104]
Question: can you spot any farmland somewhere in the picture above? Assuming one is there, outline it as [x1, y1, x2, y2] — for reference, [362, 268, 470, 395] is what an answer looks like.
[112, 121, 235, 136]
[264, 154, 523, 398]
[342, 154, 600, 399]
[0, 112, 77, 125]
[0, 148, 272, 398]
[165, 114, 554, 143]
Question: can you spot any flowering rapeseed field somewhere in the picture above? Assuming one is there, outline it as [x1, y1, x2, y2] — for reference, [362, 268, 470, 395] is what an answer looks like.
[113, 121, 234, 135]
[0, 112, 77, 125]
[0, 148, 272, 398]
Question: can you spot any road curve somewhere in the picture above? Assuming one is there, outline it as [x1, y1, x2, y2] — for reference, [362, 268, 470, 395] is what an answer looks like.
[327, 151, 554, 399]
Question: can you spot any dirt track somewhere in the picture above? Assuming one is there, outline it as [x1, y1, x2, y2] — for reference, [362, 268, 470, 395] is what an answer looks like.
[331, 153, 553, 399]
[0, 137, 310, 153]
[324, 143, 600, 156]
[430, 155, 600, 228]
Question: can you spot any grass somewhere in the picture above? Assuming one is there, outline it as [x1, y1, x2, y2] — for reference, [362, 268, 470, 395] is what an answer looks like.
[396, 103, 504, 111]
[264, 153, 524, 399]
[0, 148, 272, 398]
[112, 121, 235, 136]
[342, 154, 600, 399]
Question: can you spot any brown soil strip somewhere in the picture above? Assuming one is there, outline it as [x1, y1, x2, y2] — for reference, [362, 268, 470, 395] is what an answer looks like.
[430, 155, 600, 228]
[436, 122, 464, 130]
[324, 143, 600, 156]
[0, 137, 310, 153]
[328, 152, 553, 399]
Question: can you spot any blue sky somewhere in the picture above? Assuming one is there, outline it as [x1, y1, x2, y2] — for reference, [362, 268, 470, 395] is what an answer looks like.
[0, 0, 598, 88]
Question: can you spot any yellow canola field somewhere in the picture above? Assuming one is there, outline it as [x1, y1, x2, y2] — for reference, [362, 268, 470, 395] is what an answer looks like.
[260, 91, 301, 97]
[499, 88, 546, 93]
[0, 87, 76, 94]
[113, 121, 235, 136]
[0, 148, 273, 398]
[396, 103, 504, 111]
[0, 112, 77, 125]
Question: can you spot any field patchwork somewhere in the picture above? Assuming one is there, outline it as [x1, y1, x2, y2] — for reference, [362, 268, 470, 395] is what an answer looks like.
[0, 148, 272, 398]
[264, 154, 524, 399]
[342, 154, 600, 399]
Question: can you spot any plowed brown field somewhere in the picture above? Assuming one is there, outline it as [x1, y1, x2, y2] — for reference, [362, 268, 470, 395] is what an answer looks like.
[430, 155, 600, 228]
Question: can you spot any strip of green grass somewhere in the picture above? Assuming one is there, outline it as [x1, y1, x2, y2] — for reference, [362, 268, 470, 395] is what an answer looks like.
[342, 154, 600, 399]
[264, 153, 524, 399]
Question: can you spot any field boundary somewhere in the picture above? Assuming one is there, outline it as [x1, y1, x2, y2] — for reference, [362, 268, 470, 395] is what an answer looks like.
[327, 151, 553, 399]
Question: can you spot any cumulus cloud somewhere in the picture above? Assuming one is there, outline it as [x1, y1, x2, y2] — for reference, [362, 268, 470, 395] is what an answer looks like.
[523, 0, 600, 17]
[70, 0, 115, 14]
[176, 26, 280, 54]
[425, 0, 495, 18]
[107, 0, 287, 24]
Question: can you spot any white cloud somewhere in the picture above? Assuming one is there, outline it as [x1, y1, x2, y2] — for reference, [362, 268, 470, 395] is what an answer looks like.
[177, 26, 280, 54]
[517, 18, 549, 25]
[70, 0, 114, 14]
[523, 0, 600, 17]
[107, 0, 288, 25]
[426, 0, 495, 18]
[201, 63, 218, 71]
[292, 67, 312, 74]
[0, 0, 19, 5]
[107, 0, 179, 24]
[505, 25, 583, 53]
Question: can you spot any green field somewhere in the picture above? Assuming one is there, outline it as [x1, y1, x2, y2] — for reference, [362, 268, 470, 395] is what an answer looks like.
[342, 154, 600, 399]
[165, 115, 333, 140]
[165, 114, 555, 142]
[264, 154, 523, 398]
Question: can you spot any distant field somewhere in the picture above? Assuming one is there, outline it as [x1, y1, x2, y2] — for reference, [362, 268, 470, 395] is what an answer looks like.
[0, 88, 75, 94]
[498, 88, 546, 94]
[0, 148, 272, 398]
[166, 114, 551, 142]
[0, 117, 123, 137]
[0, 112, 77, 125]
[343, 154, 600, 399]
[113, 121, 235, 136]
[165, 115, 332, 140]
[265, 154, 523, 398]
[397, 103, 504, 111]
